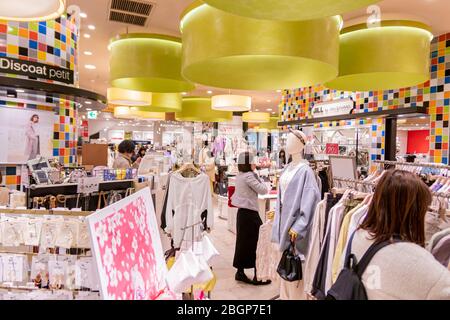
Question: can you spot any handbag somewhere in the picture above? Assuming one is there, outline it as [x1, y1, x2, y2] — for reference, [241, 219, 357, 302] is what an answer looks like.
[277, 241, 302, 282]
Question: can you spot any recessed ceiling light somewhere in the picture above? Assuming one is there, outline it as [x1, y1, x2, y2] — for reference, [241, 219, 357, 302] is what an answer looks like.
[267, 108, 272, 111]
[267, 100, 271, 103]
[85, 101, 92, 104]
[83, 33, 91, 39]
[181, 92, 187, 95]
[207, 90, 213, 94]
[420, 116, 426, 119]
[276, 90, 282, 93]
[86, 108, 92, 111]
[84, 51, 93, 56]
[85, 64, 96, 70]
[15, 89, 25, 93]
[88, 25, 96, 30]
[272, 112, 276, 114]
[255, 109, 259, 112]
[80, 12, 87, 18]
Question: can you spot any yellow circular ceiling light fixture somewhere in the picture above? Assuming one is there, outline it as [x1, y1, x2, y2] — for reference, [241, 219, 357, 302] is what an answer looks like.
[176, 97, 233, 122]
[326, 21, 433, 91]
[211, 94, 252, 112]
[113, 106, 166, 121]
[259, 117, 280, 130]
[202, 0, 378, 21]
[107, 88, 152, 106]
[180, 2, 341, 90]
[109, 33, 195, 93]
[242, 112, 271, 123]
[134, 92, 182, 113]
[113, 106, 136, 120]
[0, 0, 66, 22]
[133, 110, 166, 121]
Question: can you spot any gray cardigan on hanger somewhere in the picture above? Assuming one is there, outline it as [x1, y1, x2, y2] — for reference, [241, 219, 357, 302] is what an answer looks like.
[272, 165, 320, 255]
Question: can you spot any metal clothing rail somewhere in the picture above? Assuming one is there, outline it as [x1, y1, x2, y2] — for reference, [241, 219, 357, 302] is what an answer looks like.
[333, 177, 376, 186]
[373, 160, 450, 170]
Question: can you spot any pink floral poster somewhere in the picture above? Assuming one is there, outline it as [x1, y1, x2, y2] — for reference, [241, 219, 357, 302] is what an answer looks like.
[88, 187, 174, 300]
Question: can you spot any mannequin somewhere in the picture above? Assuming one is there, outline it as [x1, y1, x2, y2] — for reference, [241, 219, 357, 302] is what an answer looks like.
[199, 141, 216, 191]
[272, 129, 320, 300]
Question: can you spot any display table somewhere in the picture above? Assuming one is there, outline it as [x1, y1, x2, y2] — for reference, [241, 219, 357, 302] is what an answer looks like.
[258, 192, 278, 222]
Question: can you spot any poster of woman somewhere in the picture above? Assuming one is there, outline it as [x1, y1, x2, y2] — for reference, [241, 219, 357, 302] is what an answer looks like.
[25, 114, 40, 160]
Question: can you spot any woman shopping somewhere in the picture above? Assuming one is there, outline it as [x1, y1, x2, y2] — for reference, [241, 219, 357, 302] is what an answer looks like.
[339, 170, 450, 299]
[231, 152, 271, 285]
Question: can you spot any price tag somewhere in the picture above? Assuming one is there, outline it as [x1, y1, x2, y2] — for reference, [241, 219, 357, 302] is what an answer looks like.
[77, 176, 102, 194]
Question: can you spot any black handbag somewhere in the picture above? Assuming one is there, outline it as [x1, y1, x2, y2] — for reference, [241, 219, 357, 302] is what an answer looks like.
[277, 241, 302, 282]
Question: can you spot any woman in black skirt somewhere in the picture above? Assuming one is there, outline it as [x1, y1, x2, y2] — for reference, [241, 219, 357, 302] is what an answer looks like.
[231, 152, 271, 285]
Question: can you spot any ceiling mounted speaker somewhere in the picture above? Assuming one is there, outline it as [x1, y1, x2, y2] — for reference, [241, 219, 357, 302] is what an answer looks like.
[134, 93, 182, 113]
[176, 97, 233, 122]
[242, 112, 271, 123]
[326, 21, 433, 91]
[0, 0, 66, 22]
[107, 88, 152, 106]
[202, 0, 379, 21]
[109, 33, 195, 93]
[181, 1, 340, 90]
[211, 95, 252, 112]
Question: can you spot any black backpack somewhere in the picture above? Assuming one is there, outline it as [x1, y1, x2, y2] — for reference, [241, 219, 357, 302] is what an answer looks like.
[326, 233, 400, 300]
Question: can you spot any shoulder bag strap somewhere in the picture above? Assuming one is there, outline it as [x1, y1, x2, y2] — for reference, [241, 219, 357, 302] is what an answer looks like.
[355, 237, 402, 277]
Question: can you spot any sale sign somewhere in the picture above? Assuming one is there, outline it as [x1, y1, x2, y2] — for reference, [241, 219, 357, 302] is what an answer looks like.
[326, 143, 339, 155]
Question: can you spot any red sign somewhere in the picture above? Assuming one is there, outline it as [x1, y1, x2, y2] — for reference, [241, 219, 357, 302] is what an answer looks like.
[326, 143, 339, 155]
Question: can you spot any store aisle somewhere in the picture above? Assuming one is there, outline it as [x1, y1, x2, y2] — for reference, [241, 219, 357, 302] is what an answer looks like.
[209, 204, 280, 300]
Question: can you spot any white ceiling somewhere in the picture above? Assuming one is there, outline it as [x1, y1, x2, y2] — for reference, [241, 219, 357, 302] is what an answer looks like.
[69, 0, 450, 114]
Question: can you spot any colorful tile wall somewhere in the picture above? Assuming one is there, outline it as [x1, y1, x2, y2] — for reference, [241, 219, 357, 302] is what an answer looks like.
[280, 33, 450, 164]
[0, 15, 79, 85]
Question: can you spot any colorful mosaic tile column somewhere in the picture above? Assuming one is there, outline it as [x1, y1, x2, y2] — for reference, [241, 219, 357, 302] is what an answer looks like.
[53, 99, 78, 165]
[428, 34, 450, 164]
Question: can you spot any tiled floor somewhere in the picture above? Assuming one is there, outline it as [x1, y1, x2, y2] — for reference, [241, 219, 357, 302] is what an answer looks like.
[208, 204, 280, 300]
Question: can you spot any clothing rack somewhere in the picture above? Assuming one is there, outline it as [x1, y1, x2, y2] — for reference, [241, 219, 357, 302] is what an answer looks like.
[0, 208, 92, 217]
[373, 160, 450, 170]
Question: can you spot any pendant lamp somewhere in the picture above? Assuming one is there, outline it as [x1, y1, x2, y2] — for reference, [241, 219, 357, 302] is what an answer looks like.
[109, 33, 195, 93]
[107, 88, 152, 106]
[0, 0, 66, 22]
[211, 94, 251, 112]
[180, 1, 341, 90]
[176, 97, 233, 122]
[113, 106, 165, 121]
[326, 21, 433, 91]
[242, 112, 270, 123]
[113, 106, 136, 120]
[259, 117, 280, 130]
[134, 93, 182, 113]
[133, 110, 166, 121]
[202, 0, 378, 21]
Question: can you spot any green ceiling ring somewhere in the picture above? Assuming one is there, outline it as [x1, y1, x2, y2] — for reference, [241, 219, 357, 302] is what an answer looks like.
[176, 97, 233, 122]
[200, 0, 379, 21]
[109, 33, 195, 93]
[180, 2, 341, 90]
[134, 93, 182, 113]
[326, 20, 433, 91]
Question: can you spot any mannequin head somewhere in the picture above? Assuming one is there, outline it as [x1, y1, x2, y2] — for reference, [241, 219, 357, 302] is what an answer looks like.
[286, 129, 306, 157]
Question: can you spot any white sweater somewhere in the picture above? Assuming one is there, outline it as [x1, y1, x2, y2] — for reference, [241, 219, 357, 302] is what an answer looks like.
[165, 173, 213, 248]
[351, 229, 450, 300]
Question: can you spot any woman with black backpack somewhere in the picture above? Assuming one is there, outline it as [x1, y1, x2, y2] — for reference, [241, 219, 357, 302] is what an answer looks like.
[329, 170, 450, 300]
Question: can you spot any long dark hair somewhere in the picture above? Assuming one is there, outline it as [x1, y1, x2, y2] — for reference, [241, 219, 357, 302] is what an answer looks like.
[360, 170, 431, 247]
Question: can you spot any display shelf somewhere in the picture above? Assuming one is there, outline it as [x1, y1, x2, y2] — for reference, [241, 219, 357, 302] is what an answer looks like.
[279, 106, 427, 127]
